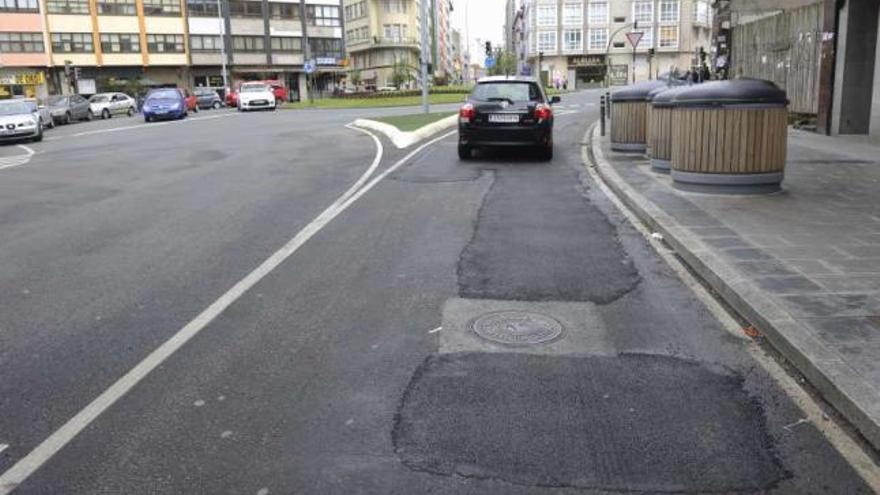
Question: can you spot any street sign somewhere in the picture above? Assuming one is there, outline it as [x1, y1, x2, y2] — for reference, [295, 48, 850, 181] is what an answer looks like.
[625, 31, 644, 49]
[304, 60, 317, 74]
[484, 56, 496, 69]
[609, 64, 628, 86]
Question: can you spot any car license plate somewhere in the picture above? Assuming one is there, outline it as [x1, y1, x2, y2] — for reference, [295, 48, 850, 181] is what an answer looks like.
[489, 114, 520, 124]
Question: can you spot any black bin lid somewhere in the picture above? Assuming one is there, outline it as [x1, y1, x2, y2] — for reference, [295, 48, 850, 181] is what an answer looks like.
[651, 85, 694, 108]
[670, 79, 788, 108]
[611, 80, 667, 102]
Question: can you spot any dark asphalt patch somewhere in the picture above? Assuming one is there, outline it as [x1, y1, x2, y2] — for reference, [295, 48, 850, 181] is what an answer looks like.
[393, 352, 786, 493]
[457, 165, 639, 303]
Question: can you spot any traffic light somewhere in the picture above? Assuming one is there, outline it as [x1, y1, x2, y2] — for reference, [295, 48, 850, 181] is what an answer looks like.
[699, 46, 707, 63]
[485, 41, 492, 56]
[648, 48, 655, 58]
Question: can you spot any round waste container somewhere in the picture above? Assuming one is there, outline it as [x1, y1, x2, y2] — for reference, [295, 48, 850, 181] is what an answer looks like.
[647, 85, 692, 172]
[610, 81, 666, 153]
[669, 79, 788, 193]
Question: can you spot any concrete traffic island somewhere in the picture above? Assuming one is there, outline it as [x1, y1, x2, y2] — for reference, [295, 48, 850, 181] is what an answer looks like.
[668, 80, 789, 194]
[609, 81, 667, 153]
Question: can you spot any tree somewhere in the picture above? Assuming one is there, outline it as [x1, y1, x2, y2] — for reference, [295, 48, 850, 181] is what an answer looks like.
[349, 69, 362, 88]
[390, 60, 412, 89]
[487, 50, 518, 76]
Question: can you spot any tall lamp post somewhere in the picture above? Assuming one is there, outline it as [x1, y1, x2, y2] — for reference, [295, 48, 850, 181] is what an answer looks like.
[216, 0, 228, 91]
[419, 0, 430, 113]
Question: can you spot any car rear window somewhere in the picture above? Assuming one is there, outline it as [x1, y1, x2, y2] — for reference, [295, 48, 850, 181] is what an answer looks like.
[147, 89, 179, 100]
[471, 82, 542, 103]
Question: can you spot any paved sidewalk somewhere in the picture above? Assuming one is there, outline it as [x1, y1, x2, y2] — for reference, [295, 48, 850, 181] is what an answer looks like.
[588, 125, 880, 451]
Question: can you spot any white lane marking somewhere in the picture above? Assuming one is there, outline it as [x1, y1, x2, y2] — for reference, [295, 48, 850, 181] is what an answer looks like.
[45, 113, 239, 141]
[428, 327, 442, 334]
[0, 146, 35, 171]
[0, 126, 462, 495]
[583, 124, 880, 491]
[0, 445, 8, 455]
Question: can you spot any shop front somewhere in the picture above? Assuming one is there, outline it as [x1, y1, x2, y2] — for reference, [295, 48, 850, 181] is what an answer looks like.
[0, 69, 49, 101]
[568, 55, 606, 89]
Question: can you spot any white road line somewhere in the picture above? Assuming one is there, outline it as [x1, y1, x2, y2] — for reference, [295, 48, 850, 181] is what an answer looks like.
[0, 146, 35, 171]
[45, 113, 239, 141]
[0, 126, 455, 495]
[0, 445, 8, 455]
[428, 327, 443, 334]
[16, 145, 35, 157]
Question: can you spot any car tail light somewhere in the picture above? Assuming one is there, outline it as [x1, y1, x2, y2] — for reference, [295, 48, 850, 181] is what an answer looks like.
[534, 104, 553, 122]
[459, 103, 475, 123]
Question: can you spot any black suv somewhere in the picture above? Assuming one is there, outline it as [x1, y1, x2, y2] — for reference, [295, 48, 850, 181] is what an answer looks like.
[458, 76, 559, 161]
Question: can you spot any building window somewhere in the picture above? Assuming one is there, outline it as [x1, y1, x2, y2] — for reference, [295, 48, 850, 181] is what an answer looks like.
[383, 24, 407, 42]
[536, 4, 556, 27]
[0, 0, 38, 13]
[562, 2, 582, 26]
[186, 0, 217, 16]
[100, 33, 140, 52]
[269, 2, 299, 20]
[346, 26, 368, 44]
[307, 5, 340, 27]
[632, 1, 653, 24]
[270, 36, 301, 52]
[659, 0, 679, 23]
[381, 0, 405, 14]
[147, 33, 184, 52]
[588, 27, 606, 50]
[693, 0, 709, 25]
[97, 0, 136, 15]
[46, 0, 88, 14]
[143, 0, 180, 16]
[0, 32, 44, 52]
[658, 25, 678, 48]
[51, 32, 93, 53]
[232, 35, 264, 52]
[588, 1, 607, 24]
[536, 30, 556, 52]
[563, 29, 582, 52]
[308, 37, 342, 57]
[229, 0, 262, 17]
[190, 34, 221, 52]
[344, 0, 365, 20]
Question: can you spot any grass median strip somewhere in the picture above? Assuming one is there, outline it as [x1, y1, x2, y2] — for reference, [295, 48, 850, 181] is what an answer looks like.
[373, 112, 456, 132]
[283, 93, 466, 110]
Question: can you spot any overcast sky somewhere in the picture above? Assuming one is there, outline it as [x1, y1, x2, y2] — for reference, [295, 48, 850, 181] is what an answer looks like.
[451, 0, 507, 66]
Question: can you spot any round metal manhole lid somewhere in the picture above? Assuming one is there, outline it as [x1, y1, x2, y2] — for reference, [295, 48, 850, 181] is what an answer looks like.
[470, 311, 564, 346]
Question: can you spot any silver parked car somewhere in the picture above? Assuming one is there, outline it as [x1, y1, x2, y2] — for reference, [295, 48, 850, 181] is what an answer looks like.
[48, 94, 93, 125]
[23, 99, 54, 129]
[0, 100, 43, 143]
[89, 92, 137, 119]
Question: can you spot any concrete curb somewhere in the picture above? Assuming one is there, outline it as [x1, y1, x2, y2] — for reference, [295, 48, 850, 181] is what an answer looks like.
[584, 122, 880, 451]
[353, 114, 458, 149]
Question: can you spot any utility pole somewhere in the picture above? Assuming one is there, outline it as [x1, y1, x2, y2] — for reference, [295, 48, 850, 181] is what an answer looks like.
[216, 0, 228, 91]
[420, 0, 429, 113]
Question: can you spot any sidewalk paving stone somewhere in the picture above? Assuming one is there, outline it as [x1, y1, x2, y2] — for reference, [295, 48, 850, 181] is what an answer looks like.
[588, 124, 880, 450]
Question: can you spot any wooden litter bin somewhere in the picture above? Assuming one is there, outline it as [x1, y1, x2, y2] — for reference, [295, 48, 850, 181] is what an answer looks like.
[648, 86, 691, 172]
[670, 79, 789, 193]
[610, 81, 666, 153]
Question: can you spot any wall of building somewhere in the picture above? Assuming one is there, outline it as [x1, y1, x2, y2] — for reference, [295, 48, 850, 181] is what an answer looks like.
[832, 0, 879, 135]
[871, 8, 880, 140]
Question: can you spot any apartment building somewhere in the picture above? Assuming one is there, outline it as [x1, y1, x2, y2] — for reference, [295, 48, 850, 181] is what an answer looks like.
[342, 0, 453, 88]
[524, 0, 713, 87]
[0, 0, 343, 99]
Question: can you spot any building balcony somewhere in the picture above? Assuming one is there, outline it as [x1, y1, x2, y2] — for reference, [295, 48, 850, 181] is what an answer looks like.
[346, 36, 420, 53]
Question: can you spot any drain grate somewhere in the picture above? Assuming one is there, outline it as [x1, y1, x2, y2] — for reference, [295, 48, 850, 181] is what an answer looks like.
[470, 310, 564, 346]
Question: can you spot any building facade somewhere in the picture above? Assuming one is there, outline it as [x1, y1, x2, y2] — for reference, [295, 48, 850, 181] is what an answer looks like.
[0, 0, 344, 100]
[523, 0, 713, 88]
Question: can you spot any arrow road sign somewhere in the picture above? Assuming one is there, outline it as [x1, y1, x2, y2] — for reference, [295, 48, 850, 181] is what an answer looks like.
[304, 60, 317, 74]
[484, 56, 496, 69]
[625, 31, 644, 49]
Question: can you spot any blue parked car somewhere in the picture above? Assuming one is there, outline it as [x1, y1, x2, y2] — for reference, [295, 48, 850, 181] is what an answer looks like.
[143, 88, 187, 122]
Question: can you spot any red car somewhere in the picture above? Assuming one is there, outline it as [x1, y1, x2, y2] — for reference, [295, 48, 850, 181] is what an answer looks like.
[226, 81, 288, 107]
[179, 88, 199, 113]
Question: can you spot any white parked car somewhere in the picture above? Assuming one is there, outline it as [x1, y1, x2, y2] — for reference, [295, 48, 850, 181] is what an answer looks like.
[0, 100, 42, 143]
[89, 92, 137, 119]
[237, 83, 276, 111]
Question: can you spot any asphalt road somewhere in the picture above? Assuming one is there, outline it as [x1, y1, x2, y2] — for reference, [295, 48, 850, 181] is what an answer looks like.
[0, 93, 876, 494]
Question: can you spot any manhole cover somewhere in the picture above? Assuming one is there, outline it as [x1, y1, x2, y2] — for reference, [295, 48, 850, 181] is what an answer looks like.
[470, 310, 564, 346]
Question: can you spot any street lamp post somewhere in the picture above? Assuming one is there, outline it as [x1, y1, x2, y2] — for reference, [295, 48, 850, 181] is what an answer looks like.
[419, 0, 430, 113]
[216, 0, 228, 91]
